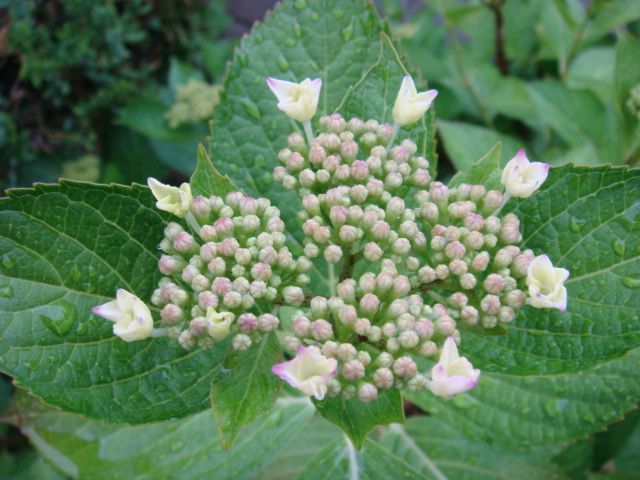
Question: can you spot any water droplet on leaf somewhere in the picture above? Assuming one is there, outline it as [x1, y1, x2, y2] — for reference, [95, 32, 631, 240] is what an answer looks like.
[622, 275, 640, 288]
[341, 25, 353, 42]
[295, 0, 306, 9]
[277, 58, 290, 72]
[1, 256, 14, 269]
[40, 301, 77, 336]
[240, 99, 261, 120]
[612, 239, 625, 256]
[285, 38, 296, 47]
[0, 284, 13, 298]
[569, 217, 586, 233]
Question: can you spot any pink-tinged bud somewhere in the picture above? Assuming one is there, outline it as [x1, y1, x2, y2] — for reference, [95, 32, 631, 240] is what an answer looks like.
[310, 319, 333, 340]
[393, 356, 417, 379]
[435, 264, 449, 280]
[164, 222, 184, 241]
[436, 315, 456, 336]
[251, 262, 272, 281]
[200, 242, 218, 262]
[197, 291, 218, 310]
[211, 277, 232, 296]
[392, 238, 411, 255]
[214, 216, 234, 236]
[347, 117, 364, 133]
[350, 160, 369, 181]
[464, 231, 484, 251]
[158, 255, 186, 275]
[338, 305, 358, 325]
[354, 317, 372, 335]
[191, 196, 211, 221]
[499, 306, 516, 323]
[327, 113, 346, 133]
[471, 252, 490, 272]
[459, 273, 476, 290]
[419, 341, 437, 357]
[283, 286, 305, 306]
[315, 169, 331, 184]
[330, 205, 349, 226]
[187, 316, 208, 336]
[343, 359, 365, 381]
[336, 343, 357, 361]
[217, 237, 239, 257]
[235, 313, 257, 333]
[199, 225, 217, 242]
[277, 249, 294, 269]
[359, 293, 380, 315]
[362, 210, 380, 229]
[413, 169, 431, 187]
[385, 172, 403, 189]
[309, 145, 327, 166]
[231, 248, 249, 265]
[324, 244, 343, 263]
[207, 257, 226, 276]
[386, 197, 405, 218]
[302, 219, 319, 236]
[468, 184, 486, 202]
[180, 264, 198, 283]
[322, 154, 340, 173]
[429, 182, 448, 203]
[464, 213, 484, 231]
[347, 186, 366, 204]
[371, 221, 391, 241]
[448, 259, 467, 276]
[371, 145, 387, 158]
[392, 275, 411, 297]
[415, 318, 434, 339]
[506, 289, 526, 308]
[192, 274, 210, 292]
[399, 221, 418, 238]
[494, 248, 513, 268]
[430, 236, 446, 251]
[297, 169, 315, 188]
[339, 225, 359, 244]
[225, 191, 244, 210]
[234, 277, 250, 294]
[376, 272, 394, 294]
[483, 190, 504, 210]
[459, 306, 478, 325]
[398, 330, 419, 349]
[178, 331, 195, 350]
[258, 246, 277, 265]
[340, 140, 359, 160]
[512, 252, 534, 277]
[292, 315, 311, 337]
[484, 273, 505, 294]
[273, 166, 287, 182]
[267, 217, 285, 233]
[416, 266, 435, 284]
[303, 243, 319, 258]
[390, 146, 409, 163]
[286, 152, 305, 172]
[450, 292, 468, 308]
[337, 279, 356, 302]
[373, 368, 394, 389]
[223, 291, 242, 308]
[484, 234, 498, 248]
[249, 280, 267, 298]
[173, 232, 196, 253]
[357, 383, 378, 403]
[501, 222, 522, 244]
[376, 123, 393, 142]
[445, 240, 466, 259]
[308, 297, 327, 319]
[258, 313, 279, 332]
[160, 304, 183, 325]
[389, 299, 408, 318]
[481, 294, 501, 314]
[484, 216, 501, 234]
[366, 178, 384, 198]
[288, 132, 305, 150]
[313, 226, 331, 243]
[366, 155, 383, 174]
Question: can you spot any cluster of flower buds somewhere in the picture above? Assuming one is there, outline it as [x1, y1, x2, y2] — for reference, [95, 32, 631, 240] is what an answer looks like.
[93, 74, 569, 409]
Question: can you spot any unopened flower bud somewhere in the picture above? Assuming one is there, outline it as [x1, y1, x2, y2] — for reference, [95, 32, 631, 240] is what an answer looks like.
[505, 289, 526, 308]
[354, 317, 372, 335]
[484, 216, 501, 234]
[435, 264, 449, 280]
[258, 313, 279, 332]
[343, 359, 365, 381]
[480, 294, 501, 314]
[484, 273, 504, 294]
[358, 383, 378, 403]
[173, 232, 196, 253]
[373, 368, 394, 389]
[393, 356, 417, 379]
[324, 244, 343, 263]
[160, 304, 183, 325]
[233, 334, 252, 351]
[482, 315, 498, 328]
[436, 315, 456, 336]
[311, 319, 333, 340]
[471, 252, 490, 272]
[420, 341, 438, 357]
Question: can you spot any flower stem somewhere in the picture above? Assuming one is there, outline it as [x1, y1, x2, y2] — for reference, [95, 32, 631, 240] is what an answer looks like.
[303, 120, 315, 146]
[184, 211, 201, 233]
[328, 263, 337, 296]
[150, 328, 170, 338]
[387, 122, 400, 148]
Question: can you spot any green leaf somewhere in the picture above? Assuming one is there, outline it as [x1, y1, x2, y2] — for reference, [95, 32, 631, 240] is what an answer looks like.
[190, 144, 235, 198]
[210, 333, 282, 448]
[567, 47, 615, 104]
[410, 165, 640, 448]
[438, 120, 524, 172]
[614, 33, 640, 163]
[8, 393, 315, 480]
[338, 32, 438, 177]
[367, 417, 565, 480]
[0, 182, 229, 423]
[584, 0, 640, 41]
[448, 142, 503, 189]
[313, 387, 404, 449]
[210, 0, 420, 232]
[591, 411, 640, 479]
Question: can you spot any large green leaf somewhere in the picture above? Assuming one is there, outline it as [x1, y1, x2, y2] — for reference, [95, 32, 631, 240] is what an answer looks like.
[210, 0, 432, 230]
[410, 165, 640, 448]
[210, 333, 282, 448]
[190, 144, 235, 198]
[7, 393, 315, 480]
[0, 182, 229, 423]
[313, 387, 404, 449]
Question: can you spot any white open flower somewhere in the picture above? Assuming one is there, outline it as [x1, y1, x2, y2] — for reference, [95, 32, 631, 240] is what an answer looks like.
[205, 307, 233, 340]
[501, 149, 550, 198]
[271, 346, 337, 400]
[428, 337, 480, 399]
[92, 289, 153, 342]
[147, 178, 193, 217]
[526, 254, 569, 311]
[266, 77, 322, 122]
[392, 75, 438, 127]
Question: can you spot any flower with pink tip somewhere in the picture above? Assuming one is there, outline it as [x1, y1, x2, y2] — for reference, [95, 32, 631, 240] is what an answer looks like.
[266, 77, 322, 122]
[501, 149, 550, 198]
[92, 289, 153, 342]
[271, 346, 337, 400]
[428, 337, 480, 399]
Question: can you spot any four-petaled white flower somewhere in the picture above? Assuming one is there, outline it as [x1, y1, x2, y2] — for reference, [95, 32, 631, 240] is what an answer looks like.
[271, 346, 337, 400]
[206, 307, 233, 340]
[428, 337, 480, 399]
[266, 77, 322, 122]
[392, 75, 438, 127]
[92, 289, 153, 342]
[501, 149, 550, 198]
[147, 178, 193, 218]
[526, 254, 569, 311]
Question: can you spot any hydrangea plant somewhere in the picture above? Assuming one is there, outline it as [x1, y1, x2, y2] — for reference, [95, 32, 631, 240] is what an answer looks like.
[1, 0, 638, 476]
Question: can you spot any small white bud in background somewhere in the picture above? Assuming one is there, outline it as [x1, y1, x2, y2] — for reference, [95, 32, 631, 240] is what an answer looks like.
[470, 185, 487, 202]
[164, 222, 183, 241]
[459, 273, 477, 290]
[337, 279, 356, 302]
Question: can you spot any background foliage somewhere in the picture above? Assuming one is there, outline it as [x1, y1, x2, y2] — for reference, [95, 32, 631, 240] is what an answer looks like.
[1, 0, 639, 479]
